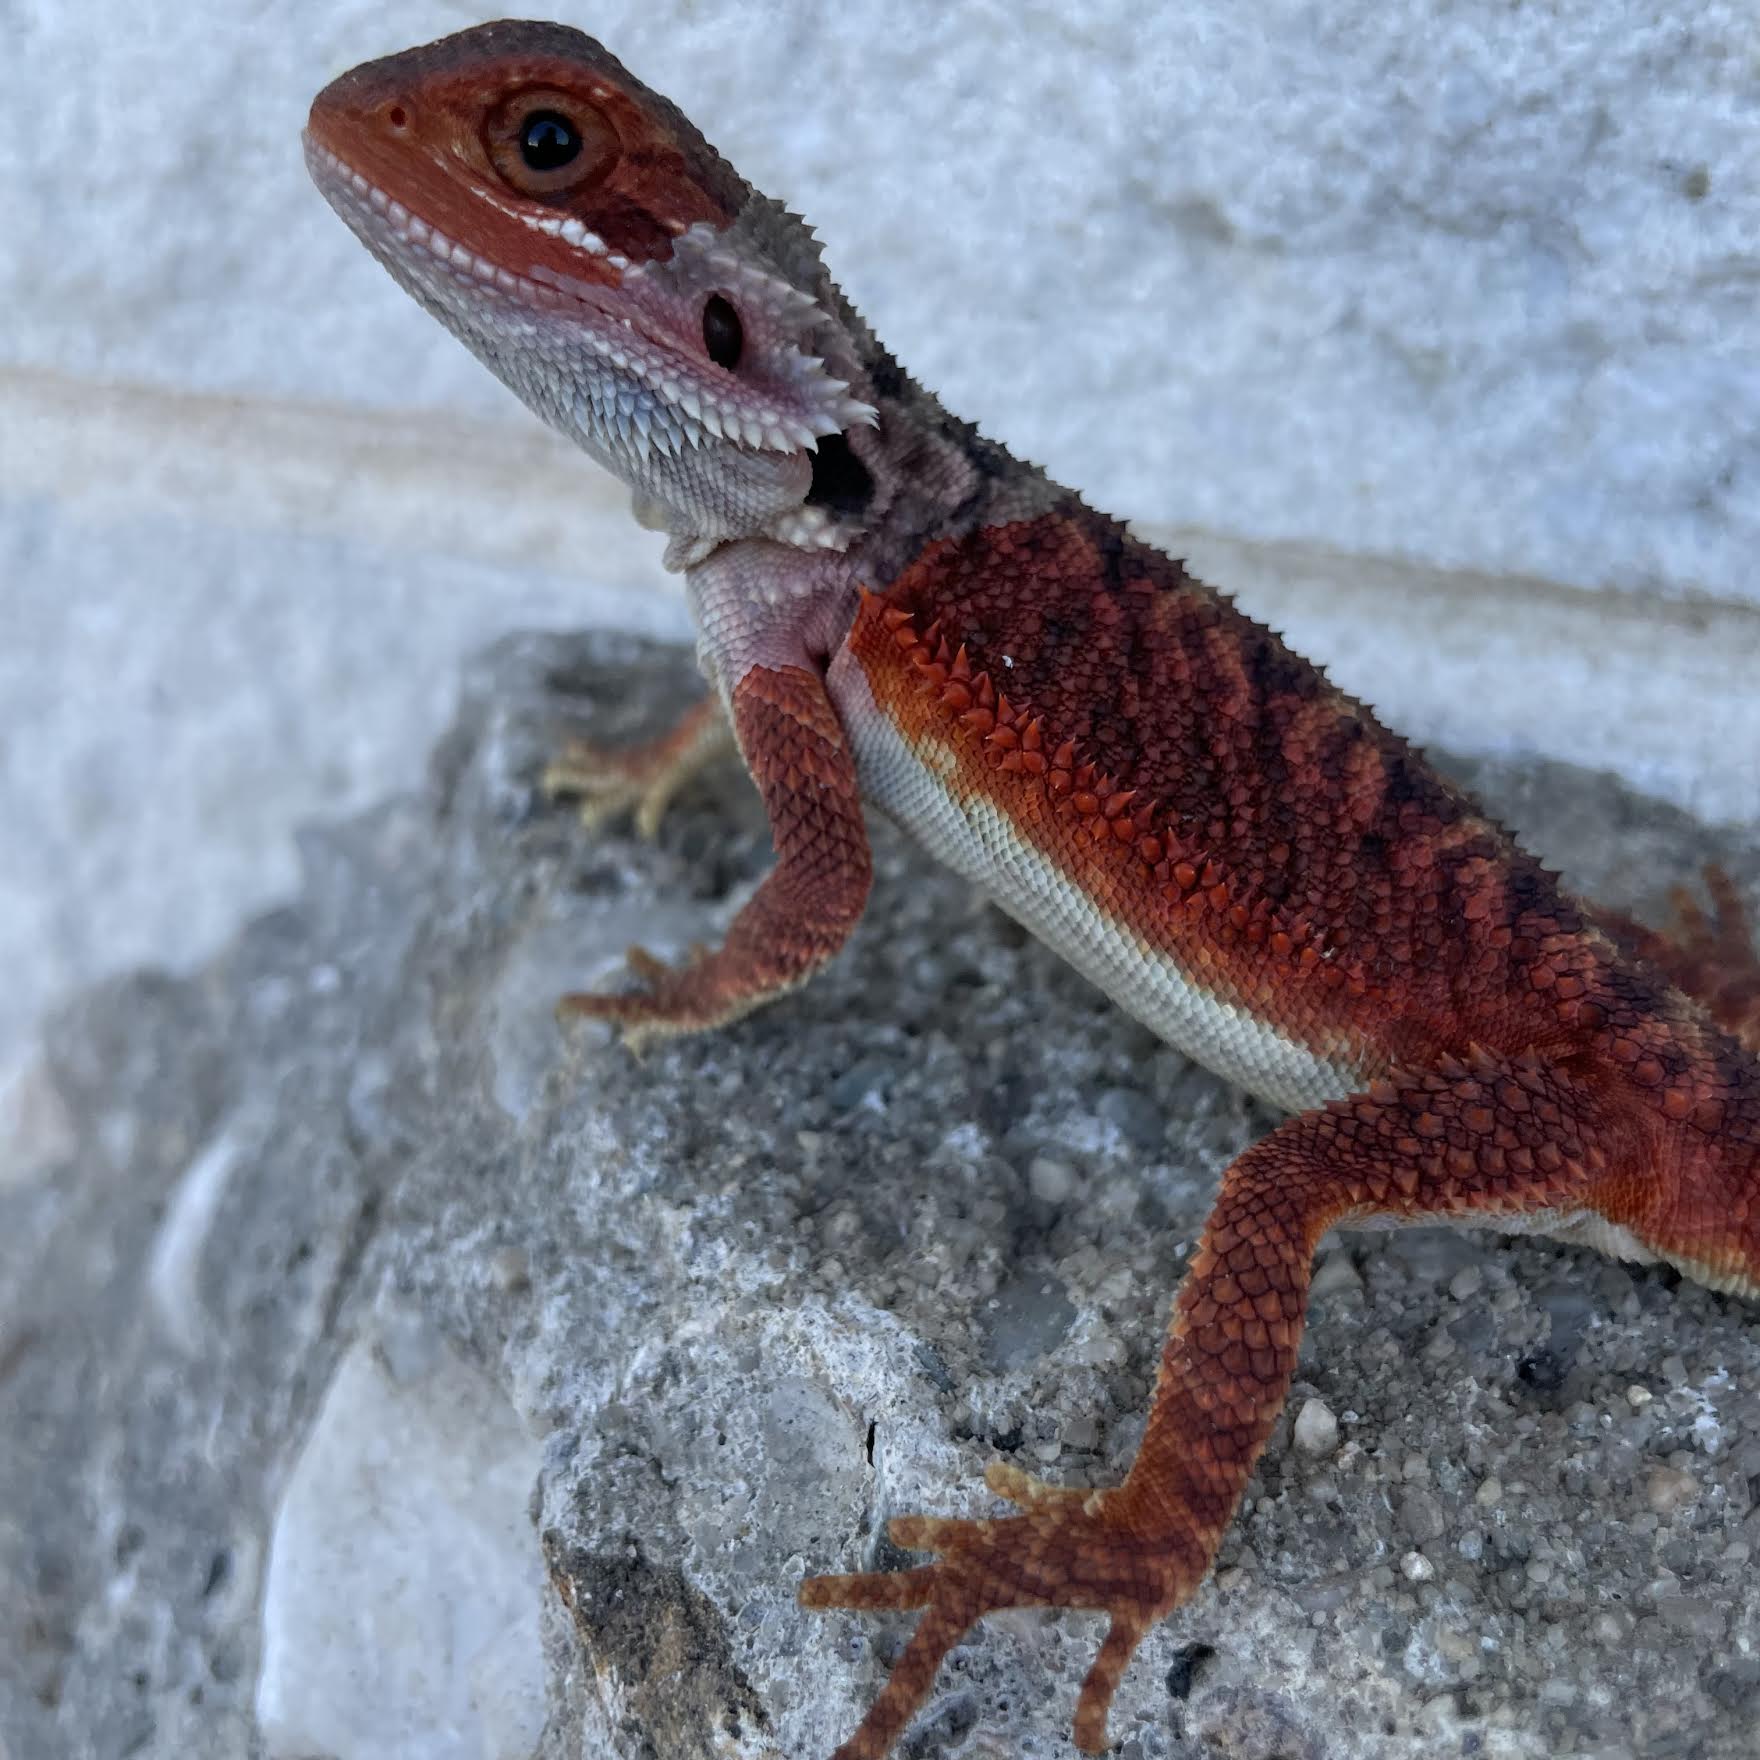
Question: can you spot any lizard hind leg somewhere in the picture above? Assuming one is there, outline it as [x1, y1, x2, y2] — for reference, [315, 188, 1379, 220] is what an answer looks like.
[804, 1047, 1616, 1759]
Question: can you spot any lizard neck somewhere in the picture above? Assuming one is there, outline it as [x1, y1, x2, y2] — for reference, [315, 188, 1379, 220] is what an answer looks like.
[802, 321, 1072, 593]
[662, 310, 1070, 599]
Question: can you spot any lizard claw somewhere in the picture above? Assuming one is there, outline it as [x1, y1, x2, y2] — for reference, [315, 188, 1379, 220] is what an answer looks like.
[802, 1472, 1193, 1758]
[542, 700, 732, 842]
[620, 944, 698, 985]
[984, 1457, 1106, 1513]
[542, 738, 680, 840]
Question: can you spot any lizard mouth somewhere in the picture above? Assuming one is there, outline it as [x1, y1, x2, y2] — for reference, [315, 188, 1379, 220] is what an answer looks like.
[306, 137, 547, 298]
[305, 138, 671, 372]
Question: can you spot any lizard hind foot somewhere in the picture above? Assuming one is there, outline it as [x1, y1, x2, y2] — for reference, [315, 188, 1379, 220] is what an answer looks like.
[1670, 866, 1760, 1051]
[801, 1473, 1184, 1759]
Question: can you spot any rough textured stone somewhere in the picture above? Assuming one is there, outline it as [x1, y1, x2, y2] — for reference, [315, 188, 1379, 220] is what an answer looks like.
[2, 633, 1758, 1760]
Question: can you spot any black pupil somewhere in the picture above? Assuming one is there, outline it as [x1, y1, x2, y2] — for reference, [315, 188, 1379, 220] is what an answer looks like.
[520, 111, 581, 172]
[703, 295, 743, 370]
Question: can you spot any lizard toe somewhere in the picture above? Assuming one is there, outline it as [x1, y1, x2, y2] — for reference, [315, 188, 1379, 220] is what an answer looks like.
[804, 1482, 1192, 1759]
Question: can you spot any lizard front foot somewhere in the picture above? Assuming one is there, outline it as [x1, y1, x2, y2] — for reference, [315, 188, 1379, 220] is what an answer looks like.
[542, 697, 732, 840]
[1660, 866, 1760, 1050]
[556, 943, 731, 1053]
[557, 664, 872, 1051]
[1611, 865, 1760, 1053]
[801, 1462, 1198, 1759]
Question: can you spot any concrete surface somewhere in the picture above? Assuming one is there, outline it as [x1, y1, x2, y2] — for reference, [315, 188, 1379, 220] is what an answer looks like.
[1, 634, 1756, 1760]
[255, 1328, 548, 1760]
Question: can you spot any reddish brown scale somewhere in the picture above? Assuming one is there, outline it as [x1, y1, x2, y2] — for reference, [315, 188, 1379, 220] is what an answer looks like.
[859, 518, 1450, 1052]
[829, 518, 1760, 1760]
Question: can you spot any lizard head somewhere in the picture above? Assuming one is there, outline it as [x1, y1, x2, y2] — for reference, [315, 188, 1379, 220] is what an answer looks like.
[305, 20, 877, 564]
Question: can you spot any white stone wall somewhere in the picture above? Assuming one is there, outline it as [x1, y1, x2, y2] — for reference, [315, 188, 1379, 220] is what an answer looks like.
[14, 1, 1757, 594]
[4, 0, 1758, 1057]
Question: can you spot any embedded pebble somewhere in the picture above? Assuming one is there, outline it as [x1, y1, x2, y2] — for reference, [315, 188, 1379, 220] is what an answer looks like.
[1646, 1467, 1701, 1517]
[1447, 1265, 1483, 1302]
[1310, 1252, 1364, 1300]
[1096, 1086, 1164, 1152]
[1293, 1398, 1340, 1459]
[1028, 1156, 1077, 1204]
[1399, 1487, 1447, 1545]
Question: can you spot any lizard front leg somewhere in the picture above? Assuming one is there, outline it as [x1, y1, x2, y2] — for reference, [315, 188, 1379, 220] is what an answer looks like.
[805, 1047, 1629, 1759]
[559, 656, 871, 1050]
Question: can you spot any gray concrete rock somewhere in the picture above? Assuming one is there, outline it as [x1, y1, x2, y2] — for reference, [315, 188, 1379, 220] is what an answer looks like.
[2, 632, 1757, 1760]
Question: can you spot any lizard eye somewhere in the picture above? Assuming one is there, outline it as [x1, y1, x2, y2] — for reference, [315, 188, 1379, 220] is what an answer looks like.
[520, 111, 580, 171]
[702, 294, 743, 370]
[485, 90, 618, 198]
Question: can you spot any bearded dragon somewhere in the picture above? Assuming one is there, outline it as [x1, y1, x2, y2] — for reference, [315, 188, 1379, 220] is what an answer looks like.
[304, 22, 1760, 1758]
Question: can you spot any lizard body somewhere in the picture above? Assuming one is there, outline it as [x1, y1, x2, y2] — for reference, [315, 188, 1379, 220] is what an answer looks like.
[305, 24, 1760, 1757]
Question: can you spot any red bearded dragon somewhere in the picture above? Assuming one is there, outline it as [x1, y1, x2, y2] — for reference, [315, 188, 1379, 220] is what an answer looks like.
[304, 22, 1760, 1757]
